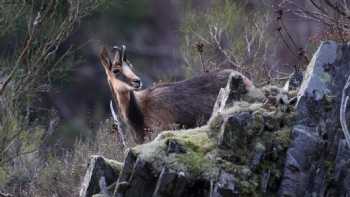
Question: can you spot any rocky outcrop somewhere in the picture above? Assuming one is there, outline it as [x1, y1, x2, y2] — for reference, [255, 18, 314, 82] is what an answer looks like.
[279, 41, 350, 196]
[80, 41, 350, 197]
[80, 155, 123, 197]
[81, 75, 293, 197]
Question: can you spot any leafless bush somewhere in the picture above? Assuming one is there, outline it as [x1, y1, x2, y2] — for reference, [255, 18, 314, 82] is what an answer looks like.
[0, 0, 109, 196]
[181, 1, 274, 83]
[2, 118, 124, 197]
[280, 0, 350, 43]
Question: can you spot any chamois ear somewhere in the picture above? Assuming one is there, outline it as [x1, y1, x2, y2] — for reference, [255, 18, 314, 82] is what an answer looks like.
[100, 47, 112, 70]
[112, 46, 121, 65]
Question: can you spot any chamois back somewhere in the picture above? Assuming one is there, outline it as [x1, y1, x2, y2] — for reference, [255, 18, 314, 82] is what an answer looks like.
[134, 69, 257, 136]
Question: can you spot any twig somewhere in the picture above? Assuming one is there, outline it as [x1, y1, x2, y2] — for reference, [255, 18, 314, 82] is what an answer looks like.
[195, 42, 206, 72]
[324, 0, 348, 18]
[199, 53, 206, 72]
[110, 100, 126, 148]
[0, 190, 13, 197]
[276, 9, 301, 60]
[209, 25, 241, 69]
[1, 149, 38, 166]
[277, 29, 299, 58]
[0, 34, 34, 95]
[281, 23, 299, 53]
[283, 0, 336, 26]
[310, 0, 328, 15]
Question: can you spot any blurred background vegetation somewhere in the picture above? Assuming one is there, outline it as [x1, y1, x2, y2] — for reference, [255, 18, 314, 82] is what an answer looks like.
[0, 0, 347, 196]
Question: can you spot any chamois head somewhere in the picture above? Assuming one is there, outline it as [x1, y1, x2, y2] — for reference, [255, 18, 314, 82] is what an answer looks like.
[99, 45, 142, 91]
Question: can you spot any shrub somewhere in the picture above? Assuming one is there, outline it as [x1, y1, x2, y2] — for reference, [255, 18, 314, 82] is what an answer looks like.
[180, 0, 273, 83]
[0, 0, 111, 196]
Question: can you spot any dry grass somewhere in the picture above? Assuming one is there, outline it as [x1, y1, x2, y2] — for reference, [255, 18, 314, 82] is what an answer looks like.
[2, 118, 125, 197]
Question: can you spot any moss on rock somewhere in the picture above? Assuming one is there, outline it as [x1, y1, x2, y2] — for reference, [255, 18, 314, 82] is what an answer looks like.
[105, 159, 123, 174]
[133, 127, 219, 178]
[119, 88, 295, 196]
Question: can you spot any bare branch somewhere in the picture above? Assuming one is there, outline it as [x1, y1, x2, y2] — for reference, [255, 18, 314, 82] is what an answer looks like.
[0, 34, 34, 95]
[209, 25, 241, 68]
[110, 100, 126, 148]
[324, 0, 348, 18]
[310, 0, 328, 14]
[0, 190, 13, 197]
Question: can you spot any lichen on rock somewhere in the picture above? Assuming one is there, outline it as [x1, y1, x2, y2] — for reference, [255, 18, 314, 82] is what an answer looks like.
[80, 71, 297, 197]
[106, 88, 295, 197]
[133, 127, 218, 179]
[80, 41, 350, 197]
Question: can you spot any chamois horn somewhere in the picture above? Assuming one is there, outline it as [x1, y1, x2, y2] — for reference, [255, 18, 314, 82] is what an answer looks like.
[121, 45, 126, 62]
[112, 45, 126, 65]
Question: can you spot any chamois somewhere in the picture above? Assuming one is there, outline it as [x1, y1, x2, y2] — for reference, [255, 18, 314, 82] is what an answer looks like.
[99, 46, 257, 144]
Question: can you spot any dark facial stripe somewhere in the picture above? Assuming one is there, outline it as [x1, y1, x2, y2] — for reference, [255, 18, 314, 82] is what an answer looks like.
[115, 72, 130, 86]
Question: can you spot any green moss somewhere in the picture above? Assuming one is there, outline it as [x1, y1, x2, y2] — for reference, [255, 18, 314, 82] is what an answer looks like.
[223, 102, 263, 115]
[208, 113, 225, 134]
[324, 159, 336, 185]
[105, 159, 123, 173]
[324, 160, 334, 173]
[92, 194, 109, 197]
[215, 107, 291, 195]
[167, 128, 218, 177]
[153, 131, 176, 141]
[238, 180, 259, 197]
[133, 138, 167, 161]
[172, 128, 215, 154]
[273, 127, 291, 148]
[216, 160, 260, 196]
[320, 72, 331, 83]
[130, 96, 294, 195]
[133, 127, 218, 178]
[176, 150, 215, 177]
[248, 110, 265, 136]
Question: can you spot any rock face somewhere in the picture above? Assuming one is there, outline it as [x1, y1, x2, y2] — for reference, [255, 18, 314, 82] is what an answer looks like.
[81, 76, 292, 197]
[80, 41, 350, 197]
[279, 41, 350, 196]
[80, 156, 123, 197]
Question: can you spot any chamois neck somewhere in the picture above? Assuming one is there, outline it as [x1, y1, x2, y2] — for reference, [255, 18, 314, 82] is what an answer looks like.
[127, 91, 144, 131]
[114, 89, 145, 142]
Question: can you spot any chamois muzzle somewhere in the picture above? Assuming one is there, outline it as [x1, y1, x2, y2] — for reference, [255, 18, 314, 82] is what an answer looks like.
[131, 78, 142, 89]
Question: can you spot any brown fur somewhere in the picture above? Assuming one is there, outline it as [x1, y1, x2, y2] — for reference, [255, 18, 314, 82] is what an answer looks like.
[100, 47, 249, 144]
[125, 69, 243, 144]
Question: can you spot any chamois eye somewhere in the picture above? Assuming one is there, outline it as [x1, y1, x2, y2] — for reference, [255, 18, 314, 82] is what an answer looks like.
[112, 68, 120, 74]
